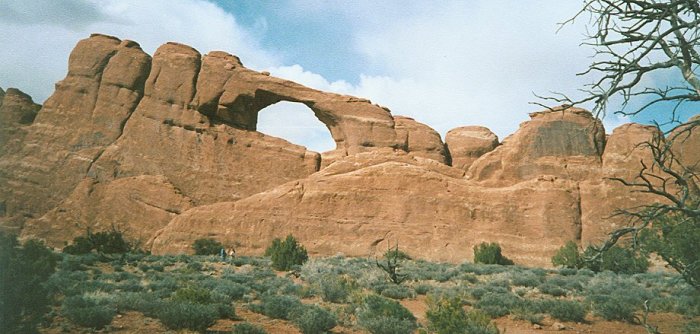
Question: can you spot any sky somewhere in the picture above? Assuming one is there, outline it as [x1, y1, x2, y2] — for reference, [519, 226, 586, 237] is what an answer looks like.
[0, 0, 695, 152]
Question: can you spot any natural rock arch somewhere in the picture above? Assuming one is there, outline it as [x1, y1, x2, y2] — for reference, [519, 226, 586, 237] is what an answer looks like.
[256, 101, 337, 153]
[192, 51, 402, 157]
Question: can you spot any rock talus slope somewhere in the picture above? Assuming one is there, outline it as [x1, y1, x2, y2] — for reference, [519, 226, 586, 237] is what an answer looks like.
[2, 34, 698, 267]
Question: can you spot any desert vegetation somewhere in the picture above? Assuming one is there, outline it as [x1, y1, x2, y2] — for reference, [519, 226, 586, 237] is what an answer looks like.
[1, 232, 699, 334]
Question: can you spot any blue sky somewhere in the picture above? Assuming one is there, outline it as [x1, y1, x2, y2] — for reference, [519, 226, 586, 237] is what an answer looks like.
[0, 0, 695, 152]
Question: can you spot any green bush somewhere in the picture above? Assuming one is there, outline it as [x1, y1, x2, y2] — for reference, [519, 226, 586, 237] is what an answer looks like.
[384, 247, 411, 261]
[585, 275, 653, 322]
[357, 294, 417, 334]
[63, 228, 133, 254]
[583, 245, 649, 274]
[552, 241, 583, 268]
[316, 274, 353, 303]
[553, 242, 648, 274]
[233, 322, 268, 334]
[473, 242, 514, 265]
[115, 292, 163, 317]
[61, 295, 116, 329]
[252, 295, 303, 320]
[0, 233, 60, 333]
[475, 292, 520, 317]
[380, 284, 415, 300]
[511, 272, 543, 287]
[541, 299, 587, 322]
[192, 238, 224, 255]
[640, 214, 700, 290]
[426, 296, 499, 334]
[537, 282, 568, 297]
[172, 286, 213, 304]
[291, 304, 337, 334]
[212, 281, 249, 300]
[156, 301, 218, 332]
[265, 235, 308, 271]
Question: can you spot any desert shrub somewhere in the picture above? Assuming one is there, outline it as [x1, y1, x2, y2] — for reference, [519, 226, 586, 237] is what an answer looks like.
[541, 299, 587, 322]
[192, 238, 224, 255]
[639, 214, 700, 290]
[357, 294, 417, 334]
[213, 302, 236, 319]
[316, 274, 354, 303]
[511, 272, 543, 287]
[559, 267, 579, 276]
[381, 284, 415, 300]
[212, 281, 249, 300]
[473, 242, 514, 265]
[585, 274, 653, 322]
[552, 241, 648, 274]
[583, 245, 649, 274]
[233, 322, 268, 334]
[511, 305, 544, 325]
[115, 292, 163, 316]
[414, 284, 434, 295]
[63, 228, 132, 254]
[265, 235, 308, 271]
[148, 276, 179, 297]
[156, 301, 218, 332]
[470, 284, 510, 300]
[384, 247, 411, 261]
[0, 233, 60, 333]
[290, 304, 337, 334]
[61, 295, 115, 329]
[172, 286, 212, 304]
[426, 296, 499, 334]
[475, 292, 521, 317]
[537, 282, 568, 297]
[552, 241, 583, 268]
[251, 294, 303, 320]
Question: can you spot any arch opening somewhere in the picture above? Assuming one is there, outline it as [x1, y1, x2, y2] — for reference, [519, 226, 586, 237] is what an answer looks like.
[256, 101, 336, 153]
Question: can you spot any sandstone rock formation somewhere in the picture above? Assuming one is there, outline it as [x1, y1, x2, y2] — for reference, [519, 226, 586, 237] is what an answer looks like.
[0, 88, 40, 157]
[467, 107, 605, 184]
[2, 34, 698, 267]
[445, 126, 498, 171]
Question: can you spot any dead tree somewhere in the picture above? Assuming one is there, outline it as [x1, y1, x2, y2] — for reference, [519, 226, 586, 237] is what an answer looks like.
[538, 0, 700, 291]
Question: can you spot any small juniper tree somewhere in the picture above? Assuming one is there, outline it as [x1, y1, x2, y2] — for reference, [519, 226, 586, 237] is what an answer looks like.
[265, 235, 308, 271]
[376, 244, 408, 285]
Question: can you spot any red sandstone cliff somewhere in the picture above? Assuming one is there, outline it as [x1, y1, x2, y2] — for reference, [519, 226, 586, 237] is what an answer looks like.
[1, 34, 697, 267]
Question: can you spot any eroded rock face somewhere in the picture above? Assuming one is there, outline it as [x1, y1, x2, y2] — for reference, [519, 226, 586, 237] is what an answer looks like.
[4, 34, 698, 267]
[394, 116, 448, 164]
[0, 34, 151, 231]
[579, 124, 662, 245]
[467, 107, 605, 185]
[0, 88, 40, 156]
[7, 34, 430, 246]
[23, 176, 193, 248]
[150, 151, 582, 267]
[445, 126, 498, 171]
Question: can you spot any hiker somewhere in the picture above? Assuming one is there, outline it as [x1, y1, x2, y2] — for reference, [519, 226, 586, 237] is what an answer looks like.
[227, 247, 236, 262]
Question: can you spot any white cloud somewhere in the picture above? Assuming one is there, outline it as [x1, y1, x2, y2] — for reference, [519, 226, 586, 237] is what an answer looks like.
[266, 1, 620, 142]
[0, 0, 278, 103]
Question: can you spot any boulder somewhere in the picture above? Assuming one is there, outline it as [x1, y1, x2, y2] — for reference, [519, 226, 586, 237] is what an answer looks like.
[445, 126, 498, 171]
[394, 116, 448, 164]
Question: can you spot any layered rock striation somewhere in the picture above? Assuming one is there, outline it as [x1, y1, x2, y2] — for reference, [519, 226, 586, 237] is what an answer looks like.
[2, 34, 698, 267]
